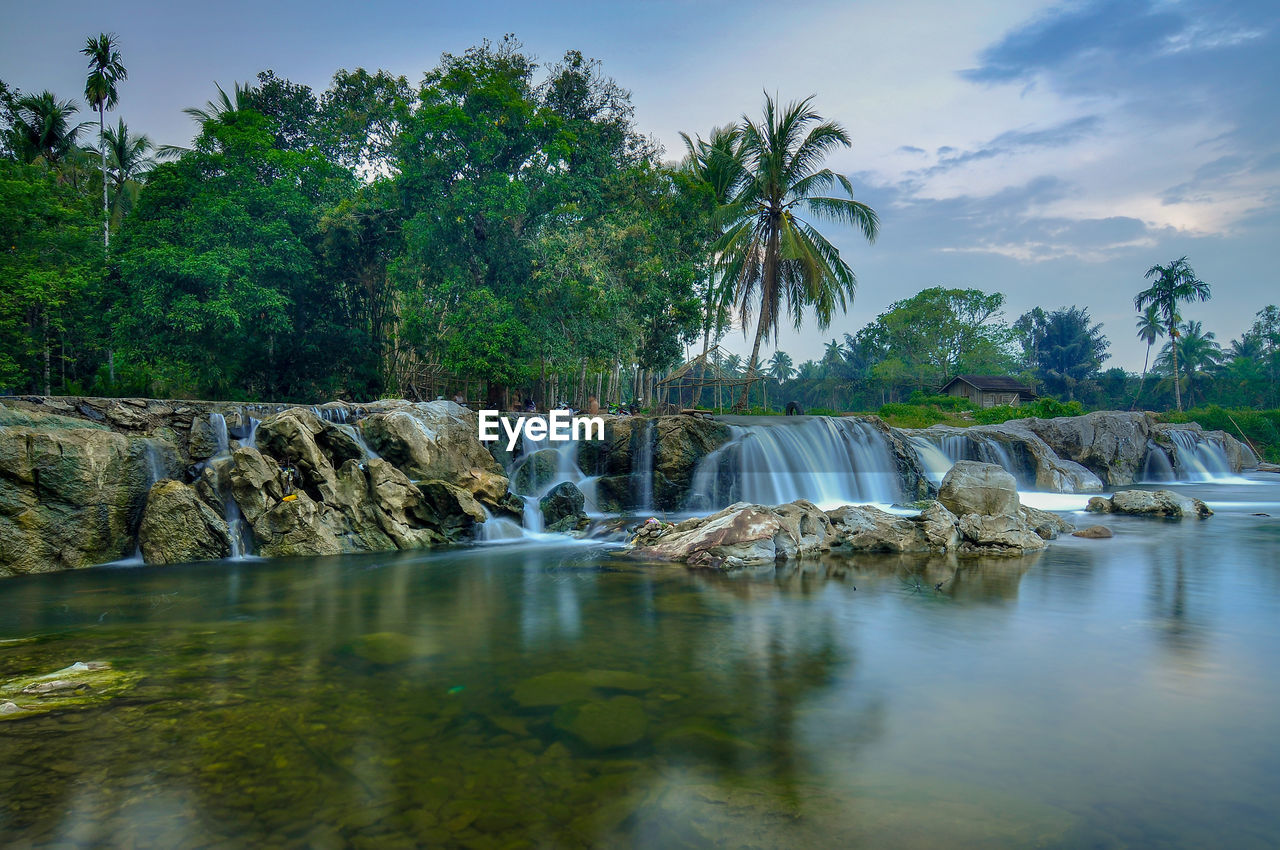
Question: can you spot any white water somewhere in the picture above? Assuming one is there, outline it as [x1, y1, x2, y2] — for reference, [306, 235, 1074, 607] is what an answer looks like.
[690, 417, 902, 511]
[1141, 430, 1250, 484]
[908, 431, 1026, 486]
[208, 413, 252, 559]
[634, 419, 655, 513]
[480, 426, 600, 540]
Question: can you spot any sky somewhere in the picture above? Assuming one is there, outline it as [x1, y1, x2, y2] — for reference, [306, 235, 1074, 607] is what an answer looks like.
[3, 0, 1277, 371]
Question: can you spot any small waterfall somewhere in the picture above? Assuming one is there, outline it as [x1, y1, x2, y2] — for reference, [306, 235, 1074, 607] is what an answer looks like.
[239, 407, 260, 449]
[208, 412, 252, 559]
[129, 439, 167, 562]
[633, 419, 655, 513]
[1167, 430, 1236, 482]
[907, 436, 955, 486]
[477, 505, 526, 542]
[1141, 440, 1176, 482]
[908, 431, 1029, 485]
[339, 423, 381, 462]
[689, 417, 902, 510]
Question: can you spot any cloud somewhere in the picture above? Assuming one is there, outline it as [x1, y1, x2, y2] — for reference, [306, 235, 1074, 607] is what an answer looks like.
[916, 115, 1101, 176]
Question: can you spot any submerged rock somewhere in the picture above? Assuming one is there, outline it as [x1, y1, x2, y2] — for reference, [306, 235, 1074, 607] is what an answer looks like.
[139, 479, 231, 564]
[1073, 525, 1114, 539]
[553, 695, 648, 750]
[511, 669, 656, 707]
[0, 661, 142, 721]
[1087, 489, 1213, 519]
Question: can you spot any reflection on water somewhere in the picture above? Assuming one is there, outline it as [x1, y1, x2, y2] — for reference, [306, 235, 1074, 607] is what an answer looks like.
[0, 478, 1278, 848]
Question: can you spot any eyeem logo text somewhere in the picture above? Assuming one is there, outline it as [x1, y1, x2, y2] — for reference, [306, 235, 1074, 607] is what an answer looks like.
[478, 410, 606, 451]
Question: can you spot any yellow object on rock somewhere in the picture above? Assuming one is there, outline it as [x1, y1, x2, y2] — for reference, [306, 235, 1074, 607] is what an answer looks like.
[282, 494, 298, 502]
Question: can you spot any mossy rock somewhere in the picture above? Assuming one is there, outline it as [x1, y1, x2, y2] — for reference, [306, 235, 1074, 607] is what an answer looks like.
[350, 632, 426, 665]
[511, 669, 656, 707]
[0, 661, 142, 721]
[553, 695, 648, 750]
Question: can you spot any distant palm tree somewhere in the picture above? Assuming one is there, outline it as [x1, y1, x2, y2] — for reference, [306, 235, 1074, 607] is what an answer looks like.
[1131, 304, 1166, 409]
[158, 81, 256, 158]
[98, 118, 156, 225]
[717, 93, 879, 407]
[1157, 320, 1222, 408]
[12, 91, 89, 164]
[82, 33, 127, 249]
[1135, 257, 1211, 411]
[680, 125, 744, 355]
[768, 350, 794, 383]
[721, 353, 742, 376]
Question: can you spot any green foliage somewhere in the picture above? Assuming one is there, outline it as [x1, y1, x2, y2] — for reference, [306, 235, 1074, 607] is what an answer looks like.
[905, 391, 976, 411]
[972, 397, 1085, 425]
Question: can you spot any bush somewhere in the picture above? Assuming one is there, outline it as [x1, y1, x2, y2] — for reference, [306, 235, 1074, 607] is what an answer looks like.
[972, 397, 1084, 425]
[906, 391, 977, 411]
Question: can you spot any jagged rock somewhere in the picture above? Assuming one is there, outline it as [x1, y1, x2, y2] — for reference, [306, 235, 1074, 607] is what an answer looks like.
[1020, 505, 1076, 540]
[0, 661, 143, 721]
[415, 478, 486, 541]
[253, 491, 344, 557]
[1073, 525, 1113, 539]
[187, 414, 220, 461]
[957, 513, 1048, 554]
[938, 461, 1020, 517]
[1087, 489, 1213, 518]
[0, 419, 144, 575]
[827, 502, 958, 552]
[257, 408, 339, 503]
[511, 449, 560, 496]
[630, 502, 810, 569]
[229, 446, 285, 526]
[654, 416, 732, 510]
[540, 481, 588, 533]
[139, 479, 231, 564]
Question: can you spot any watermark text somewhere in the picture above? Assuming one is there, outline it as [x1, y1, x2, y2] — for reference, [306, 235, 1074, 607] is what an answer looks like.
[478, 410, 605, 451]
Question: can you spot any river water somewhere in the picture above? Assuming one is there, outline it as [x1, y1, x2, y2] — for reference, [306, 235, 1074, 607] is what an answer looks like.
[2, 476, 1279, 848]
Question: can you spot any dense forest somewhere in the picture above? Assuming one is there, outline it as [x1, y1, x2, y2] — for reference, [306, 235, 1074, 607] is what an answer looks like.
[2, 35, 1277, 420]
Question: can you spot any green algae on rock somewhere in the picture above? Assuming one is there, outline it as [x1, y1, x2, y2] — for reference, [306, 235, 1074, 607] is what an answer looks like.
[0, 661, 142, 720]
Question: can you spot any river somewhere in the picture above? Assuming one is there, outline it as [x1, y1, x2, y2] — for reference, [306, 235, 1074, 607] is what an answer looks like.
[1, 475, 1278, 848]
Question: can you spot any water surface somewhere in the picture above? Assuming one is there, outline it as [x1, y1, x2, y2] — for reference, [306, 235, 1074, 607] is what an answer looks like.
[2, 477, 1279, 848]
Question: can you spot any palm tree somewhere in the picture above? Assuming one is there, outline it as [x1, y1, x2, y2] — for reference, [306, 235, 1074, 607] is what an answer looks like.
[12, 91, 89, 165]
[768, 350, 794, 383]
[1134, 257, 1211, 411]
[716, 93, 879, 407]
[157, 81, 256, 159]
[99, 118, 156, 226]
[681, 125, 745, 356]
[82, 33, 127, 249]
[1157, 320, 1222, 408]
[1131, 303, 1165, 409]
[721, 353, 743, 376]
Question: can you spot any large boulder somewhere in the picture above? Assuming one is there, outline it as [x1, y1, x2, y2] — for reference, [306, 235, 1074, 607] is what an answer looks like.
[630, 501, 821, 569]
[0, 416, 147, 575]
[252, 491, 345, 557]
[938, 461, 1020, 517]
[362, 402, 509, 505]
[1087, 489, 1213, 519]
[540, 481, 589, 533]
[1018, 412, 1152, 485]
[826, 502, 958, 552]
[138, 479, 231, 564]
[653, 416, 732, 510]
[957, 513, 1049, 554]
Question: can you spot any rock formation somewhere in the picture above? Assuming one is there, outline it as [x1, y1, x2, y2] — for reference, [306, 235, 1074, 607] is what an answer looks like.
[1086, 489, 1213, 518]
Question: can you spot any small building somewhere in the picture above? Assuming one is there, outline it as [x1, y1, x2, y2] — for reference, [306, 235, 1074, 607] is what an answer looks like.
[939, 375, 1037, 408]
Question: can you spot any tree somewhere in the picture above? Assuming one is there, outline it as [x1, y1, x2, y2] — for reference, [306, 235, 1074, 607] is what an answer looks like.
[9, 91, 88, 165]
[99, 119, 155, 226]
[716, 93, 878, 407]
[1132, 303, 1165, 408]
[1157, 320, 1221, 408]
[680, 124, 743, 354]
[1135, 256, 1211, 411]
[768, 350, 794, 383]
[82, 33, 127, 249]
[1029, 306, 1109, 401]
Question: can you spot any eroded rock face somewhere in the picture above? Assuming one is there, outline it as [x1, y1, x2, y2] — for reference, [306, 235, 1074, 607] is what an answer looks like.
[139, 479, 231, 564]
[630, 502, 811, 570]
[0, 413, 153, 575]
[939, 461, 1020, 517]
[540, 481, 588, 533]
[1087, 489, 1213, 518]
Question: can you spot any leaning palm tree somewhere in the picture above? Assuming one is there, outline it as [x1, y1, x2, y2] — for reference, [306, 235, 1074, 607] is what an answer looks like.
[82, 33, 127, 249]
[12, 91, 89, 165]
[681, 124, 745, 355]
[716, 93, 879, 408]
[1131, 304, 1166, 409]
[1134, 257, 1211, 411]
[157, 81, 256, 159]
[99, 118, 156, 226]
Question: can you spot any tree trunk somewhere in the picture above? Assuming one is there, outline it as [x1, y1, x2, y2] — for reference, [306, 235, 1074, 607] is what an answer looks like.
[42, 314, 51, 396]
[738, 212, 780, 408]
[1131, 344, 1152, 410]
[100, 106, 109, 250]
[1171, 327, 1182, 411]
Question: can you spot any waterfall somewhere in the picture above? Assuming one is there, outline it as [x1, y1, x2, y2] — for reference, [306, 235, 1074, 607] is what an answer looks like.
[477, 505, 526, 542]
[1167, 430, 1238, 482]
[208, 413, 252, 559]
[338, 423, 381, 462]
[633, 418, 655, 513]
[907, 431, 1028, 486]
[1141, 440, 1176, 482]
[689, 417, 902, 510]
[128, 439, 168, 562]
[907, 436, 955, 486]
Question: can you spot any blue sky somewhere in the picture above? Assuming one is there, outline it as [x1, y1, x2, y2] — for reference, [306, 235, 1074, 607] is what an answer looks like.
[3, 0, 1276, 370]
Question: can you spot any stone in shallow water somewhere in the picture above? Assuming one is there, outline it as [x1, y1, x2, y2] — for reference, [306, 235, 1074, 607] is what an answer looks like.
[554, 695, 648, 750]
[511, 670, 656, 707]
[350, 632, 428, 665]
[1072, 525, 1113, 539]
[0, 661, 142, 720]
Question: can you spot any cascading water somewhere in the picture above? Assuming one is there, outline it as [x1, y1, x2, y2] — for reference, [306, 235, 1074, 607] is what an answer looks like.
[1140, 440, 1176, 482]
[633, 419, 655, 514]
[689, 417, 902, 511]
[907, 431, 1027, 486]
[1167, 430, 1238, 482]
[208, 413, 252, 559]
[907, 436, 955, 486]
[479, 421, 599, 539]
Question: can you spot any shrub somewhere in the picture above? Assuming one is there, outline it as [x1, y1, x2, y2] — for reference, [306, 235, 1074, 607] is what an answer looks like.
[906, 391, 977, 411]
[972, 397, 1084, 425]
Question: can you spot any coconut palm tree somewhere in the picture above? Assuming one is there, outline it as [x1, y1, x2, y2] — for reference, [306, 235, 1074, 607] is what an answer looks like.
[11, 91, 89, 165]
[716, 93, 879, 407]
[768, 350, 794, 383]
[98, 118, 156, 226]
[1134, 257, 1211, 411]
[1131, 303, 1165, 409]
[157, 81, 257, 159]
[82, 33, 127, 249]
[1156, 320, 1222, 408]
[681, 124, 745, 355]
